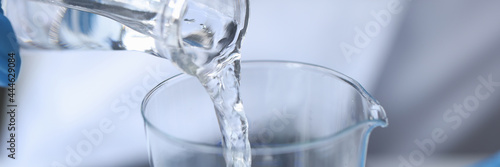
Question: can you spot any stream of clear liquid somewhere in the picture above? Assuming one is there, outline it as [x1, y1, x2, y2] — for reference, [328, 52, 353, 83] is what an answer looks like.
[169, 2, 252, 167]
[197, 59, 251, 167]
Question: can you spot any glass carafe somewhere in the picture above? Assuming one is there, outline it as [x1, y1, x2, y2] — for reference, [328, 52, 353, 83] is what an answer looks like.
[3, 0, 249, 75]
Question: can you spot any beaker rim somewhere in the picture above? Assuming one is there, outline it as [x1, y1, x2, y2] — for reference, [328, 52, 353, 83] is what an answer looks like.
[141, 60, 388, 155]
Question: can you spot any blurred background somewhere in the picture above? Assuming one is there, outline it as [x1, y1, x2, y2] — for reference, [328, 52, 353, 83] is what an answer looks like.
[1, 0, 500, 166]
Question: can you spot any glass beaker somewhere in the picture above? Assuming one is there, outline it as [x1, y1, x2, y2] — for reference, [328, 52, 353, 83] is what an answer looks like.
[141, 60, 388, 167]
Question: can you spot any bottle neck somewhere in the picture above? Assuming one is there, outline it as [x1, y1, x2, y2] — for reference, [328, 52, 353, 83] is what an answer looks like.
[33, 0, 170, 37]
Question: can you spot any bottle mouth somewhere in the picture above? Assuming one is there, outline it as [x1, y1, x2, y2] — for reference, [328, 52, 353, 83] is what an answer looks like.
[141, 60, 388, 155]
[155, 0, 250, 76]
